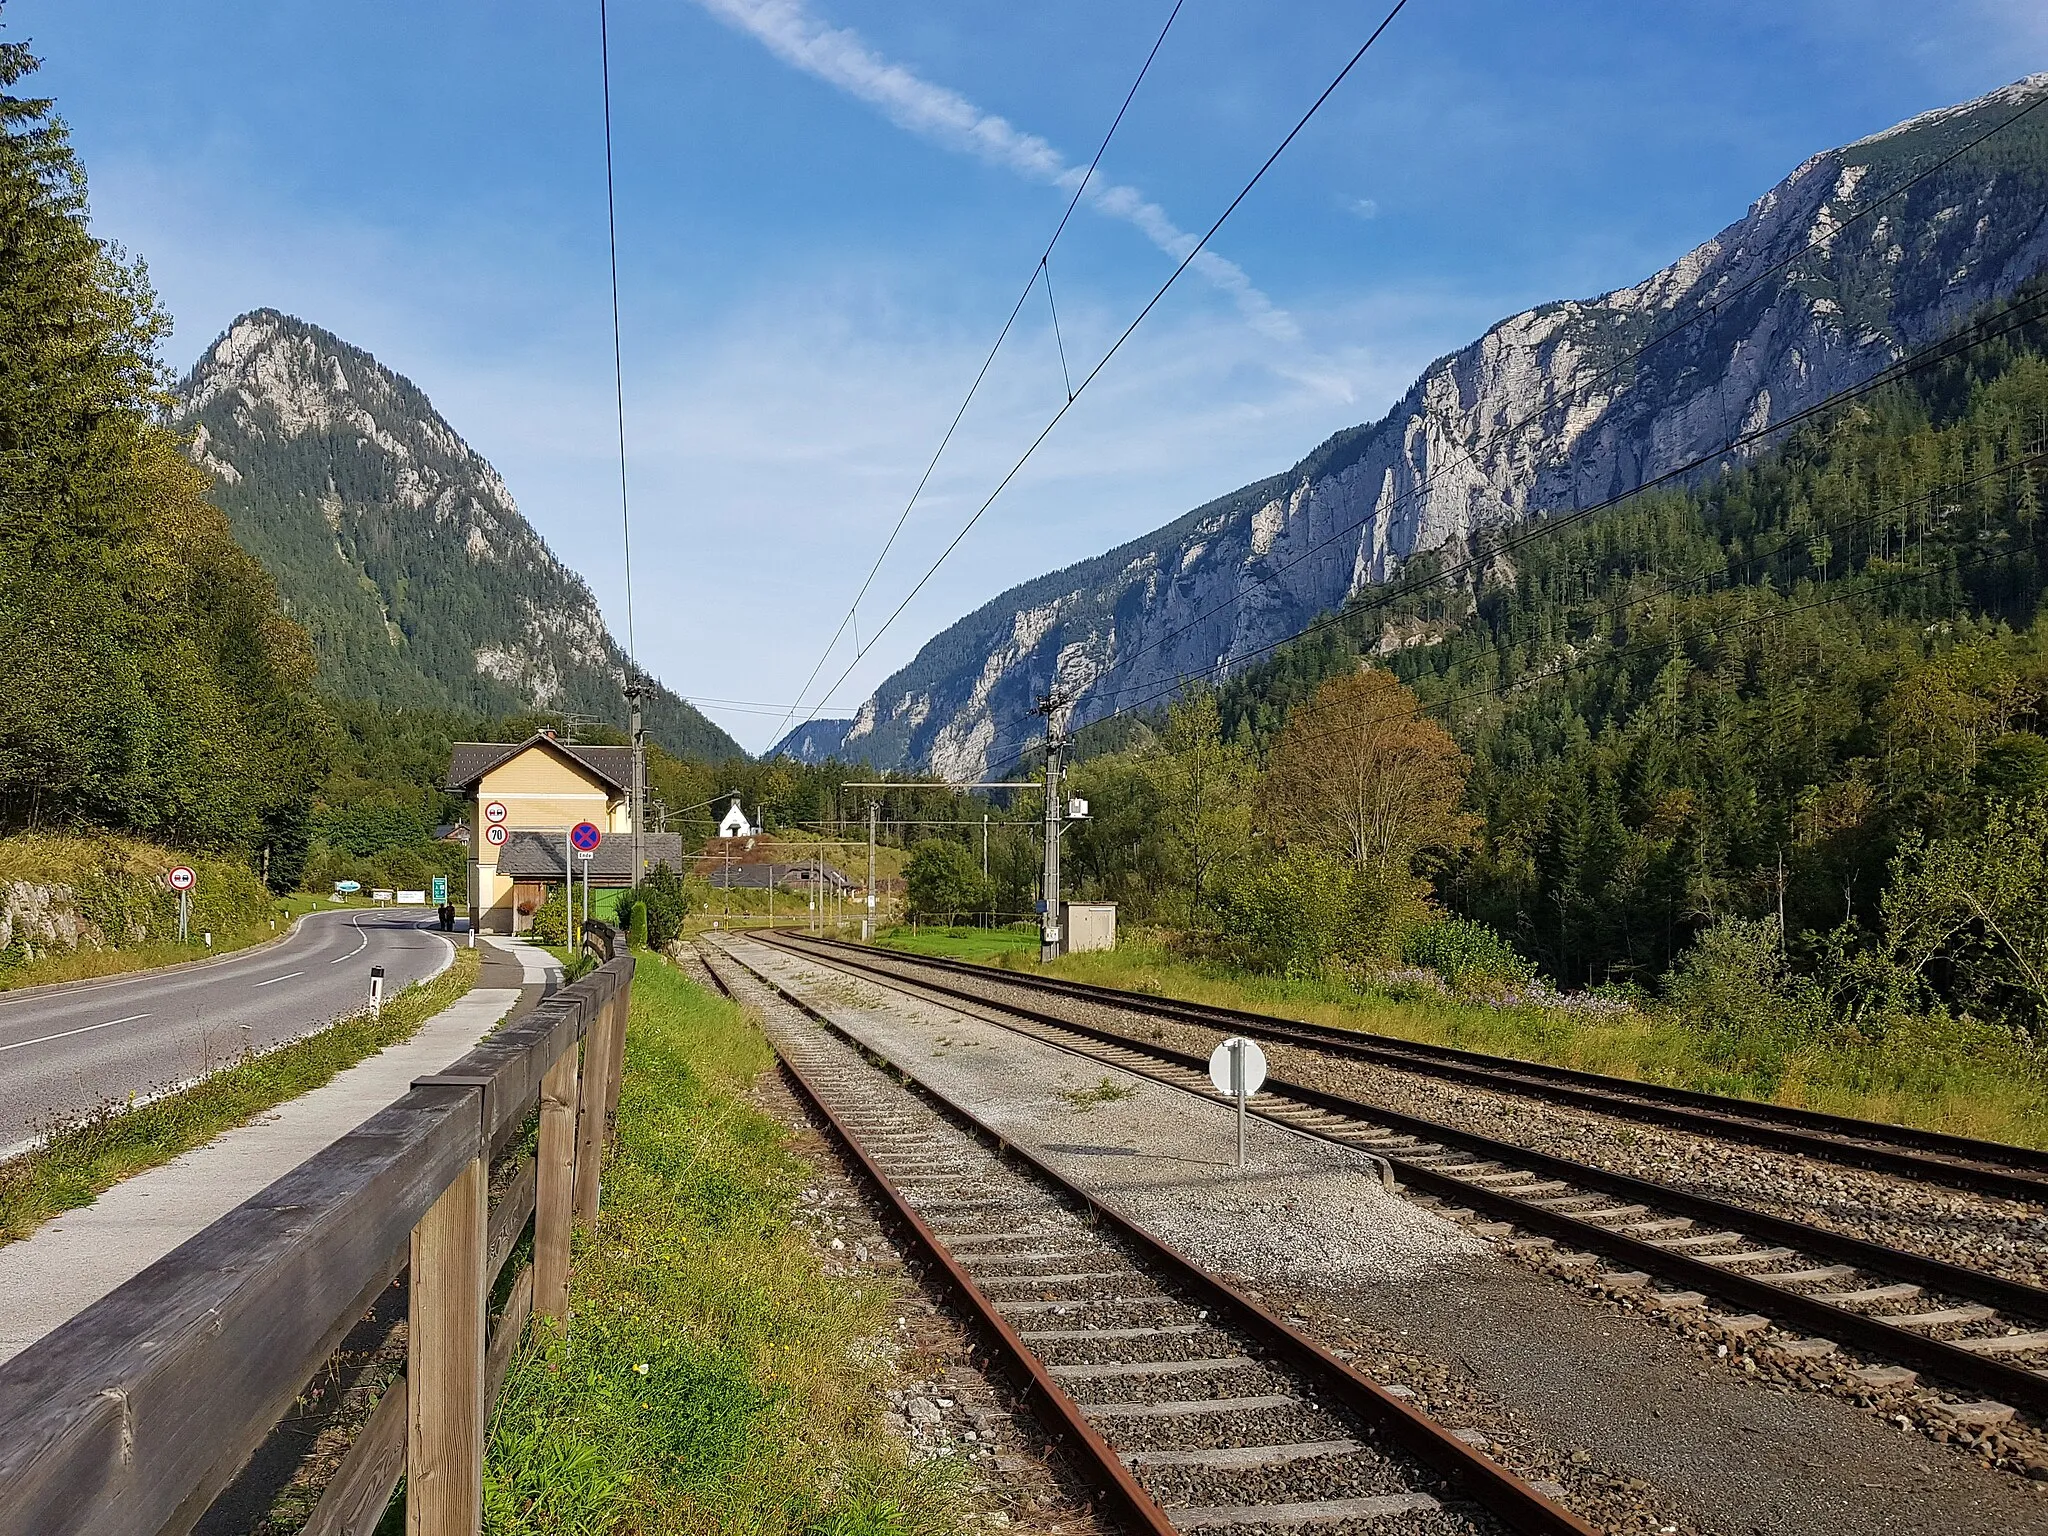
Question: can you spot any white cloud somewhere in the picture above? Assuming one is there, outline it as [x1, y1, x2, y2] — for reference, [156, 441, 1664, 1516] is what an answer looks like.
[691, 0, 1300, 342]
[1344, 196, 1379, 219]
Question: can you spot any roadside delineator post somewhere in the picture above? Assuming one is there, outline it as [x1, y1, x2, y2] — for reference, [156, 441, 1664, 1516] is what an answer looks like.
[370, 965, 386, 1015]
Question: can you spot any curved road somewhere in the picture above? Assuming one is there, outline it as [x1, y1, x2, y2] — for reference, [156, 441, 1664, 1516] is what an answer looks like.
[0, 909, 454, 1149]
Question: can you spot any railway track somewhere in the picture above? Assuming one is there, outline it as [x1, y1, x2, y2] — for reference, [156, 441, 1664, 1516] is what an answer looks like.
[755, 931, 2048, 1430]
[696, 942, 1597, 1536]
[778, 933, 2048, 1204]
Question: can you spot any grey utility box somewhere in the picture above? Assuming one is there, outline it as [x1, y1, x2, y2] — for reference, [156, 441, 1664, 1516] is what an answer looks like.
[1059, 901, 1117, 955]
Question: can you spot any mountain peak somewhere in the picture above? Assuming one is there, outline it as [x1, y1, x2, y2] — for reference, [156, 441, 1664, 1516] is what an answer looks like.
[177, 312, 743, 760]
[780, 72, 2048, 779]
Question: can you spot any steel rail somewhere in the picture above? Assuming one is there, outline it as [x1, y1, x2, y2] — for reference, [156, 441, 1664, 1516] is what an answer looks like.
[761, 933, 2048, 1420]
[708, 944, 1598, 1536]
[785, 935, 2048, 1200]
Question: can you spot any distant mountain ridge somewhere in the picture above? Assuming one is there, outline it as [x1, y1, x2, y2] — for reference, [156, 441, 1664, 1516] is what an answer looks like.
[176, 311, 742, 761]
[776, 74, 2048, 778]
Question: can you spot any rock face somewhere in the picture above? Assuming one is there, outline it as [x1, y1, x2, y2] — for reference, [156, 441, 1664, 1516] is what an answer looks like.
[778, 74, 2048, 779]
[177, 312, 742, 761]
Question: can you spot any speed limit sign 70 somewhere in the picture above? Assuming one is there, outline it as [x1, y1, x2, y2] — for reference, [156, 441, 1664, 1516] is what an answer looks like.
[167, 866, 196, 892]
[485, 824, 509, 847]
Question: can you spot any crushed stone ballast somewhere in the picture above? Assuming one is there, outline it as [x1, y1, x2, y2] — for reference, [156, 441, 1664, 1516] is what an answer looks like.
[758, 932, 2048, 1429]
[700, 943, 1596, 1536]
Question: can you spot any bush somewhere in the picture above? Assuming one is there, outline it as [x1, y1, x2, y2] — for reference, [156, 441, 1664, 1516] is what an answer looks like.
[1215, 850, 1424, 979]
[1400, 917, 1535, 989]
[906, 840, 990, 924]
[1664, 917, 1834, 1077]
[631, 863, 690, 950]
[529, 888, 569, 946]
[627, 899, 649, 950]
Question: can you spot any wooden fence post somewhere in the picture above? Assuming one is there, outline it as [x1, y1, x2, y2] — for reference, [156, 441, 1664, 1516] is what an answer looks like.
[408, 1154, 486, 1536]
[572, 995, 614, 1227]
[602, 978, 631, 1127]
[534, 1042, 580, 1321]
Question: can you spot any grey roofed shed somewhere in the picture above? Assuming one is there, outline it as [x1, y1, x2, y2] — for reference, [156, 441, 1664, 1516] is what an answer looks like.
[493, 829, 685, 886]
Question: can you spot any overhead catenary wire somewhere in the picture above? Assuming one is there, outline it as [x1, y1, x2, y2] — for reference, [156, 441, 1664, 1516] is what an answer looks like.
[786, 0, 1415, 745]
[598, 0, 637, 666]
[1074, 86, 2048, 708]
[968, 281, 2048, 776]
[767, 0, 1193, 748]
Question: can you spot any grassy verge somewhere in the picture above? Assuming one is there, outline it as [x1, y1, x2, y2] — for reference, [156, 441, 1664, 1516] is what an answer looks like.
[874, 930, 2048, 1151]
[0, 946, 482, 1245]
[482, 955, 961, 1536]
[873, 925, 1037, 964]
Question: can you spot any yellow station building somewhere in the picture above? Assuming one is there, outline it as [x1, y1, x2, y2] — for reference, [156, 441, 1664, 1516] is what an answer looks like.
[447, 732, 683, 934]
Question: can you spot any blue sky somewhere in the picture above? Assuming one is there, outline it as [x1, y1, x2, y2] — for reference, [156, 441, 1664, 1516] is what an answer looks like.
[18, 0, 2045, 750]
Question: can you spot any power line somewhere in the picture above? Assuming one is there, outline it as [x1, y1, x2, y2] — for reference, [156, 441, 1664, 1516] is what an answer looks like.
[972, 281, 2048, 775]
[597, 0, 637, 665]
[769, 0, 1192, 747]
[788, 0, 1415, 745]
[1076, 85, 2048, 715]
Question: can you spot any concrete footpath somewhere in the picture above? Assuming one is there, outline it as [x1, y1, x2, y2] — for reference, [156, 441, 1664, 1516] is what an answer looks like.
[0, 936, 560, 1365]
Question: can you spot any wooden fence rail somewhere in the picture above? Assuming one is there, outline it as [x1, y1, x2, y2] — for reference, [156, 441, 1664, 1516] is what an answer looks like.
[0, 923, 635, 1536]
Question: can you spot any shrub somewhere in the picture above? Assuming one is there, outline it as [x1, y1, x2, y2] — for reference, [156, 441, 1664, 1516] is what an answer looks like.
[529, 888, 569, 947]
[1399, 917, 1535, 989]
[905, 840, 989, 924]
[1664, 916, 1834, 1078]
[632, 864, 690, 950]
[1215, 850, 1424, 979]
[627, 899, 649, 950]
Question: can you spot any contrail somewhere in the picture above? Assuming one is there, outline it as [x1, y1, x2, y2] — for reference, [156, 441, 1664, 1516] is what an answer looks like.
[692, 0, 1300, 342]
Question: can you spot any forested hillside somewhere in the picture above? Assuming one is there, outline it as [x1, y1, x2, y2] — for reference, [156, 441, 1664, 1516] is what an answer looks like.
[0, 37, 323, 853]
[175, 311, 741, 762]
[1163, 280, 2048, 1022]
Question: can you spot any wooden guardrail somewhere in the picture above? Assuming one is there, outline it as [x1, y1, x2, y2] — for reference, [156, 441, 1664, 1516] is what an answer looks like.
[0, 922, 635, 1536]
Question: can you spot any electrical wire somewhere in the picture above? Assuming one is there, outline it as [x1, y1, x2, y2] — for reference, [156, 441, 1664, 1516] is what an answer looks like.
[969, 281, 2048, 774]
[792, 0, 1415, 740]
[598, 0, 637, 666]
[1076, 87, 2048, 707]
[768, 0, 1193, 747]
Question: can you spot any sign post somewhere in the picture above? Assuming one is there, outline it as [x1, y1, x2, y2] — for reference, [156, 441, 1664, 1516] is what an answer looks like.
[167, 866, 196, 944]
[1208, 1036, 1267, 1170]
[570, 822, 602, 946]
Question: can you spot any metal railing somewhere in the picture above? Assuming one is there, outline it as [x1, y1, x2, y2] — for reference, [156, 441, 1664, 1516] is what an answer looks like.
[0, 923, 636, 1535]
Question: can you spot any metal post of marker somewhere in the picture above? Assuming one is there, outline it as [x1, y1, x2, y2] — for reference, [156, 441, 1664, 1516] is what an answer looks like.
[1208, 1036, 1266, 1174]
[370, 964, 386, 1015]
[178, 891, 189, 945]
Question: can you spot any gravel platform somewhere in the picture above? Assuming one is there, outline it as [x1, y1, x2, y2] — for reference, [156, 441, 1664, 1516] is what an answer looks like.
[737, 940, 2048, 1535]
[854, 951, 2048, 1291]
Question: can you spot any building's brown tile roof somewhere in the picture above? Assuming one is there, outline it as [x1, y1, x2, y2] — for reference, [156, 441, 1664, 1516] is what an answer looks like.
[447, 733, 634, 794]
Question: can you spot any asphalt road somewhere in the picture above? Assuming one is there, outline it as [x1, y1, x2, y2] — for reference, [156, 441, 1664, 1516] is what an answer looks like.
[0, 909, 455, 1150]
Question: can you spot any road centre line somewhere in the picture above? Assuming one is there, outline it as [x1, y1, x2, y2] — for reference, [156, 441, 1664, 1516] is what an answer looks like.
[0, 1014, 152, 1053]
[328, 920, 370, 964]
[252, 972, 305, 988]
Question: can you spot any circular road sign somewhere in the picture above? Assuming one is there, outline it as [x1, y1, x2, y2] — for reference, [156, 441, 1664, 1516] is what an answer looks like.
[1208, 1037, 1267, 1099]
[484, 824, 509, 847]
[166, 866, 196, 892]
[483, 800, 508, 824]
[571, 821, 603, 853]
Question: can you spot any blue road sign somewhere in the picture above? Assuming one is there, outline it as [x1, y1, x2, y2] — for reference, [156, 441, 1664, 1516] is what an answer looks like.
[571, 821, 603, 853]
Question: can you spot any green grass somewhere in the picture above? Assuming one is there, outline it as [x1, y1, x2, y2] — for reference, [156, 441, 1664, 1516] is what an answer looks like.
[873, 931, 2048, 1152]
[0, 947, 483, 1245]
[481, 956, 963, 1536]
[873, 925, 1037, 963]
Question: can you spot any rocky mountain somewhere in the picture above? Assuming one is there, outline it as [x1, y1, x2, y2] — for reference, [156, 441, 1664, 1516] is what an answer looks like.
[777, 73, 2048, 779]
[176, 312, 742, 761]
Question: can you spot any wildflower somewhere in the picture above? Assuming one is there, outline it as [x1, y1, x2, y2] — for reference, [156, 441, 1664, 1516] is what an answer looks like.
[634, 1362, 650, 1375]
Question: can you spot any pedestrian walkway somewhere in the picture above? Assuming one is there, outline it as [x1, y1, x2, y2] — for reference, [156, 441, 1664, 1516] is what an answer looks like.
[0, 937, 559, 1364]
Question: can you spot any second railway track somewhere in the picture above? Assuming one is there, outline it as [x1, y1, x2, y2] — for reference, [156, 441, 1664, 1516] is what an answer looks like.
[780, 934, 2048, 1203]
[754, 930, 2048, 1433]
[697, 941, 1597, 1536]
